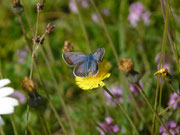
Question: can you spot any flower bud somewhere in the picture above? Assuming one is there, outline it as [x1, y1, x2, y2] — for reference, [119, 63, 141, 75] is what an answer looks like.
[11, 0, 24, 15]
[62, 41, 73, 53]
[33, 35, 44, 45]
[37, 2, 44, 12]
[21, 77, 36, 94]
[46, 24, 55, 34]
[118, 58, 134, 72]
[126, 70, 141, 84]
[28, 91, 44, 108]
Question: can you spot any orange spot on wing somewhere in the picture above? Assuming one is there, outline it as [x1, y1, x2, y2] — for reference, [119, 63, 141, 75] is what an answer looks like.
[65, 57, 72, 64]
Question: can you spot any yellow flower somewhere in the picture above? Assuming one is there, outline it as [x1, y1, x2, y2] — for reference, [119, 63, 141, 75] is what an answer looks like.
[75, 60, 111, 90]
[154, 67, 168, 76]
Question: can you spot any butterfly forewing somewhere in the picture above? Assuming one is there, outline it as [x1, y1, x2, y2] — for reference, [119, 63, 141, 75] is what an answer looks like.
[62, 52, 88, 67]
[93, 48, 105, 62]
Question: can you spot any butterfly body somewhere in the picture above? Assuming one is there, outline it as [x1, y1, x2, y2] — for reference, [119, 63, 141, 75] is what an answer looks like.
[62, 48, 105, 78]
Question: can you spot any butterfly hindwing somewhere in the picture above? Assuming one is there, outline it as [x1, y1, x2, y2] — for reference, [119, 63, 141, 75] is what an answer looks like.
[89, 60, 99, 76]
[62, 52, 88, 67]
[73, 61, 89, 77]
[93, 48, 105, 62]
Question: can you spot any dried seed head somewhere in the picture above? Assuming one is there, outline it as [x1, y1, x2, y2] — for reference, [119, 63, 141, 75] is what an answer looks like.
[11, 0, 24, 15]
[46, 24, 55, 34]
[62, 41, 74, 53]
[37, 2, 44, 12]
[33, 35, 44, 45]
[22, 77, 36, 93]
[118, 58, 134, 72]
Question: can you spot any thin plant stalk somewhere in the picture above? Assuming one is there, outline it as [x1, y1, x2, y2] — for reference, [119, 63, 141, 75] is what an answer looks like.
[85, 92, 92, 135]
[35, 11, 40, 38]
[89, 0, 119, 64]
[168, 1, 180, 90]
[157, 1, 169, 133]
[0, 126, 5, 135]
[40, 113, 51, 135]
[74, 0, 91, 52]
[103, 86, 139, 135]
[158, 98, 180, 115]
[136, 83, 171, 135]
[160, 0, 176, 58]
[167, 82, 180, 96]
[151, 75, 160, 135]
[10, 115, 18, 135]
[25, 106, 30, 135]
[152, 0, 169, 133]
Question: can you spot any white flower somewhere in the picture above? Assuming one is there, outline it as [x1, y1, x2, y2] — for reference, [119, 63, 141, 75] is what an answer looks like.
[0, 79, 19, 125]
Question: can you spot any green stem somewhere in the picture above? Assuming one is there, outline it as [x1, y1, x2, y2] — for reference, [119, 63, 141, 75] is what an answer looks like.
[74, 0, 91, 53]
[152, 0, 169, 133]
[0, 126, 5, 135]
[25, 106, 30, 135]
[136, 83, 171, 135]
[10, 115, 18, 135]
[151, 75, 160, 135]
[40, 113, 51, 135]
[103, 86, 139, 135]
[158, 98, 180, 115]
[89, 0, 119, 64]
[85, 92, 92, 135]
[35, 12, 40, 38]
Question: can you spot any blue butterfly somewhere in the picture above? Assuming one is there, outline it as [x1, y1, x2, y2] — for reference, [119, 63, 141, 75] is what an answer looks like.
[62, 48, 105, 78]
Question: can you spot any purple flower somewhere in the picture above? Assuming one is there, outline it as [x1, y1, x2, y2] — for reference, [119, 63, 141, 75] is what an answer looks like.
[91, 13, 99, 23]
[130, 82, 143, 96]
[69, 0, 89, 13]
[104, 86, 123, 106]
[97, 116, 120, 135]
[128, 2, 150, 27]
[159, 121, 180, 135]
[168, 91, 179, 110]
[17, 46, 28, 64]
[102, 8, 110, 16]
[11, 90, 26, 104]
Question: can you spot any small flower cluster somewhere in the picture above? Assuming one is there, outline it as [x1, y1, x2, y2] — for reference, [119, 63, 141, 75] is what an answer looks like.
[97, 116, 120, 135]
[159, 121, 180, 135]
[168, 91, 180, 110]
[69, 0, 89, 13]
[91, 9, 110, 23]
[128, 2, 150, 27]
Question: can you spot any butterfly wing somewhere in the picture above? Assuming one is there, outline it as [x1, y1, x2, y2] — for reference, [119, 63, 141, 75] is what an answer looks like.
[73, 61, 89, 77]
[62, 52, 88, 67]
[89, 60, 99, 76]
[93, 48, 105, 62]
